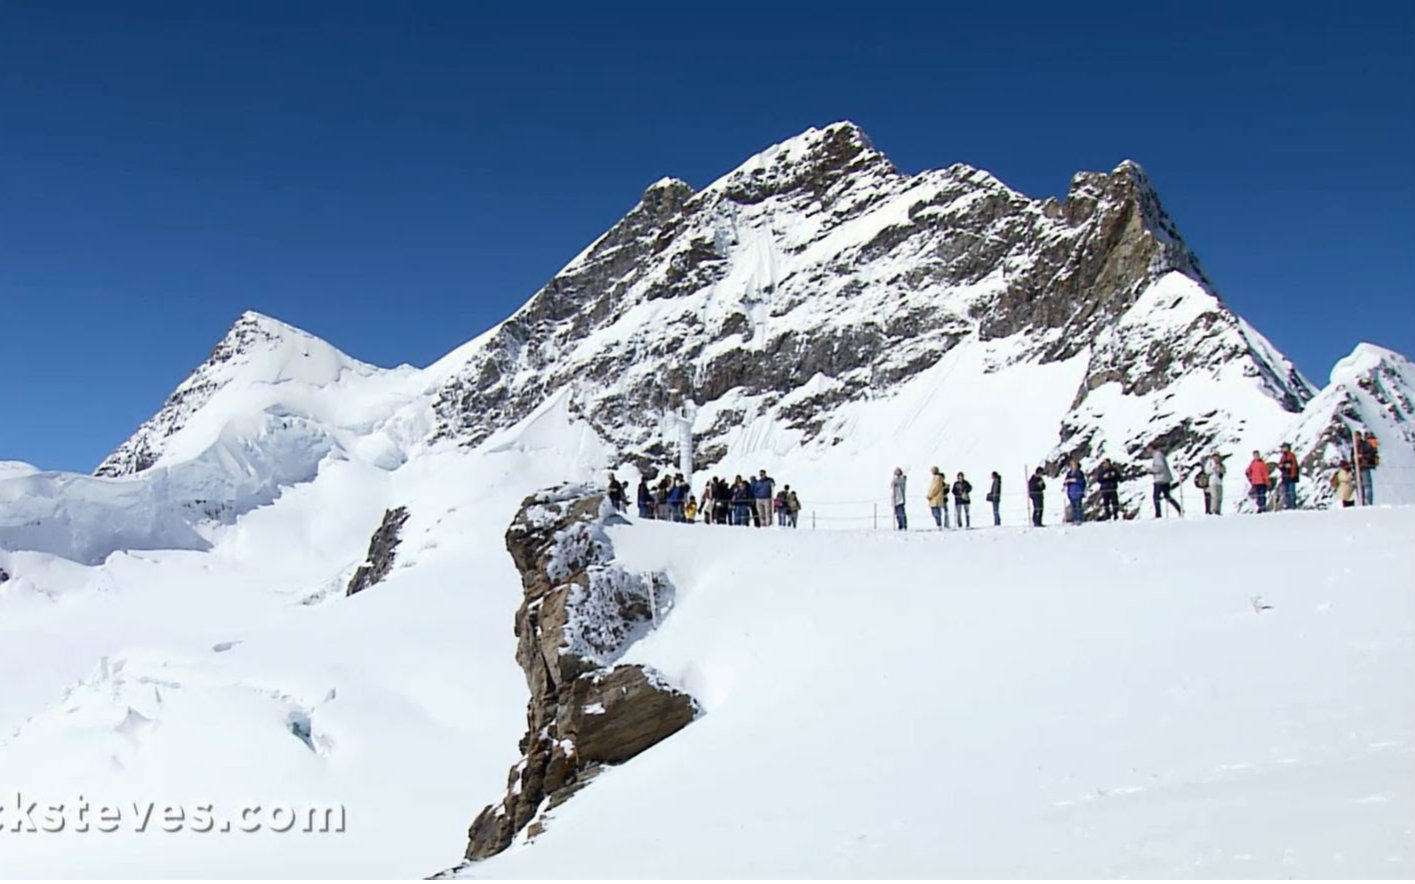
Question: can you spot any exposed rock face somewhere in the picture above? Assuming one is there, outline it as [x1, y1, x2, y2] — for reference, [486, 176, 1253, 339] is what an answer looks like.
[428, 122, 1311, 477]
[463, 485, 697, 861]
[345, 506, 410, 596]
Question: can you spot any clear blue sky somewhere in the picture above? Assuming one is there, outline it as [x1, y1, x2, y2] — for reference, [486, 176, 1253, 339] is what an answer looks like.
[3, 2, 1412, 472]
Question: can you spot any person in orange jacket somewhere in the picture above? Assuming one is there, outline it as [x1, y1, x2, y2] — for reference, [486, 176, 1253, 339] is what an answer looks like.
[1246, 450, 1272, 513]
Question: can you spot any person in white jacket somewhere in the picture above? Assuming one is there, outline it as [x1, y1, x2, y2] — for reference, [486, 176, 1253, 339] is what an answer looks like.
[1205, 451, 1226, 515]
[1148, 444, 1183, 518]
[890, 468, 908, 530]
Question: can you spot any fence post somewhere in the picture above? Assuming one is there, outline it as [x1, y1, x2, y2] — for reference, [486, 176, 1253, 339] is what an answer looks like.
[812, 510, 816, 531]
[873, 503, 878, 530]
[648, 574, 658, 628]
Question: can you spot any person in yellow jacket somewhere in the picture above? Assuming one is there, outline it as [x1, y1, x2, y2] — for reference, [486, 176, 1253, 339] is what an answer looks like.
[926, 466, 949, 529]
[684, 495, 698, 522]
[1330, 462, 1355, 508]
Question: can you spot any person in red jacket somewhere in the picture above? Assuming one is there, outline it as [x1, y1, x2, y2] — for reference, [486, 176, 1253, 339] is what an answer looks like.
[1246, 450, 1272, 513]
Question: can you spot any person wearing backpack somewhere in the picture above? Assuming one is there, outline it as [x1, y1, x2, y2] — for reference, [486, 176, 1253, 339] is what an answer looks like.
[986, 471, 1002, 526]
[1063, 459, 1086, 524]
[952, 472, 973, 529]
[1193, 467, 1211, 514]
[1095, 458, 1121, 520]
[785, 486, 801, 528]
[926, 466, 948, 529]
[1205, 451, 1226, 515]
[1027, 468, 1046, 527]
[1355, 431, 1379, 505]
[1245, 451, 1271, 513]
[1278, 443, 1301, 510]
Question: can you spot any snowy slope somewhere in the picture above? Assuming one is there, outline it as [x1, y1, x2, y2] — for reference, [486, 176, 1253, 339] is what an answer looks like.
[470, 510, 1415, 879]
[0, 399, 614, 877]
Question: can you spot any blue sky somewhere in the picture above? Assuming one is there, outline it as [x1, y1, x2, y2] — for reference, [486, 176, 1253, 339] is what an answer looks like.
[2, 2, 1412, 472]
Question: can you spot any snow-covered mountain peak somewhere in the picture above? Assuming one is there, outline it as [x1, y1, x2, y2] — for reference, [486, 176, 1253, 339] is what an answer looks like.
[94, 312, 385, 477]
[1331, 341, 1412, 386]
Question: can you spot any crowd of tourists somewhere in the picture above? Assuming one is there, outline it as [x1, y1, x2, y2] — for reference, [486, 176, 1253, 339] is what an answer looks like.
[606, 469, 803, 527]
[607, 430, 1384, 531]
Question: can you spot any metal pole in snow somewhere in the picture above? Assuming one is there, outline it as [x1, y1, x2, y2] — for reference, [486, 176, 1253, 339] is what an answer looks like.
[873, 503, 878, 531]
[812, 510, 816, 531]
[649, 574, 658, 628]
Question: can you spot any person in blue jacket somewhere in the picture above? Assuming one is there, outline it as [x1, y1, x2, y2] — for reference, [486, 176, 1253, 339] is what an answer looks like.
[1064, 459, 1086, 524]
[666, 476, 686, 522]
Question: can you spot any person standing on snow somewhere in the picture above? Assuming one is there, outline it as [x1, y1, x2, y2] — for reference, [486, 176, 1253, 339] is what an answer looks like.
[1095, 458, 1121, 520]
[607, 473, 627, 512]
[1064, 459, 1086, 524]
[637, 477, 654, 519]
[1354, 431, 1379, 505]
[890, 468, 908, 530]
[1147, 444, 1183, 518]
[1027, 468, 1046, 526]
[1205, 451, 1226, 515]
[785, 485, 801, 528]
[926, 466, 948, 529]
[1278, 443, 1301, 510]
[952, 472, 973, 529]
[1245, 450, 1271, 513]
[752, 470, 776, 528]
[1331, 460, 1355, 508]
[986, 471, 1002, 526]
[731, 475, 753, 526]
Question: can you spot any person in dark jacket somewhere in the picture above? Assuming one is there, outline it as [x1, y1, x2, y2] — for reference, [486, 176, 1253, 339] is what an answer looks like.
[1277, 443, 1300, 510]
[637, 478, 654, 519]
[952, 472, 972, 529]
[1095, 458, 1121, 521]
[1063, 459, 1086, 524]
[730, 476, 752, 526]
[784, 486, 800, 528]
[986, 471, 1002, 526]
[1027, 468, 1046, 527]
[607, 473, 627, 512]
[713, 477, 731, 524]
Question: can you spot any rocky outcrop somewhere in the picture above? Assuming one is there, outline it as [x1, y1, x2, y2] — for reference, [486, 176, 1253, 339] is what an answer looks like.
[463, 485, 698, 861]
[346, 506, 410, 596]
